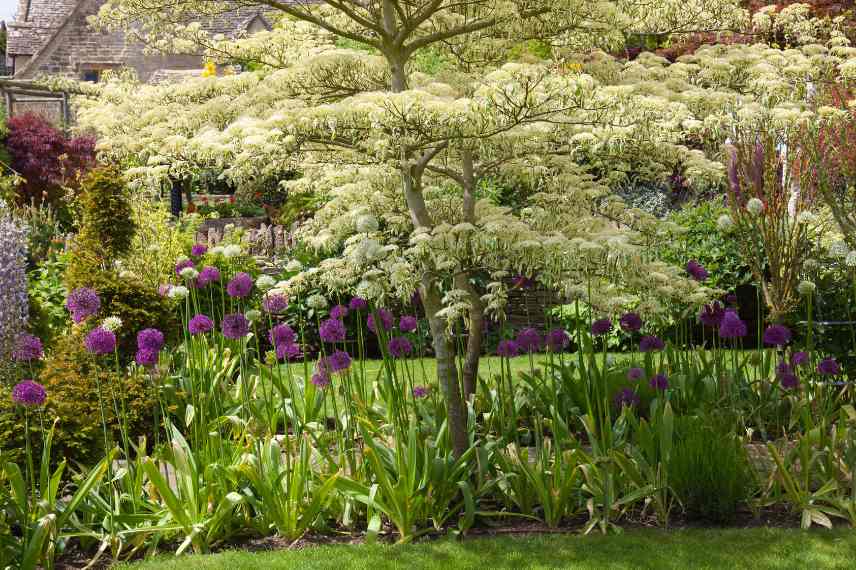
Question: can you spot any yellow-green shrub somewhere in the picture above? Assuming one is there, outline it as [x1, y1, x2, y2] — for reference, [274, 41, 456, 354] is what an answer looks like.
[0, 331, 155, 467]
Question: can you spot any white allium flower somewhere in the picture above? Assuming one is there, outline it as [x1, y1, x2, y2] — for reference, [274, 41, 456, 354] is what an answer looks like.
[168, 285, 189, 299]
[355, 214, 379, 233]
[797, 280, 816, 296]
[180, 267, 199, 280]
[285, 259, 304, 272]
[102, 316, 123, 332]
[717, 214, 734, 231]
[223, 244, 242, 258]
[245, 309, 262, 322]
[796, 211, 816, 225]
[746, 198, 764, 216]
[353, 238, 385, 264]
[356, 279, 384, 301]
[829, 240, 849, 258]
[224, 223, 236, 234]
[256, 275, 276, 291]
[846, 251, 856, 267]
[803, 258, 820, 272]
[306, 293, 328, 310]
[211, 246, 225, 256]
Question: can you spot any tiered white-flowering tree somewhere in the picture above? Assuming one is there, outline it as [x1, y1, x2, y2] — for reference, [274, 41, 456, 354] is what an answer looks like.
[81, 0, 856, 455]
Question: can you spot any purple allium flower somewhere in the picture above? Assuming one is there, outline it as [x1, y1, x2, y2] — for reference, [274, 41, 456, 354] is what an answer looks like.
[175, 258, 195, 277]
[191, 244, 208, 257]
[399, 315, 418, 333]
[188, 314, 214, 335]
[66, 287, 100, 323]
[698, 302, 725, 327]
[513, 275, 535, 289]
[327, 350, 352, 373]
[516, 327, 543, 352]
[367, 308, 394, 334]
[780, 373, 799, 390]
[412, 385, 429, 399]
[776, 360, 793, 378]
[718, 309, 747, 339]
[222, 313, 249, 339]
[11, 380, 46, 407]
[591, 318, 613, 336]
[330, 304, 349, 320]
[726, 293, 738, 305]
[311, 372, 331, 388]
[276, 342, 301, 361]
[763, 324, 792, 347]
[649, 373, 669, 391]
[137, 328, 165, 352]
[158, 284, 172, 297]
[135, 348, 159, 367]
[319, 318, 346, 343]
[226, 272, 253, 298]
[627, 367, 645, 382]
[639, 335, 665, 353]
[349, 297, 368, 311]
[791, 351, 809, 367]
[686, 260, 709, 282]
[546, 328, 570, 352]
[197, 266, 221, 288]
[497, 339, 520, 358]
[817, 357, 841, 376]
[619, 312, 643, 333]
[262, 293, 288, 314]
[269, 324, 297, 347]
[84, 327, 117, 355]
[388, 336, 413, 358]
[614, 387, 640, 408]
[12, 334, 43, 362]
[0, 207, 29, 361]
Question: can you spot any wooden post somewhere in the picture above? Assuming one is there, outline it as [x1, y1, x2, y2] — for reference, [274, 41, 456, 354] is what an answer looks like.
[170, 178, 183, 217]
[62, 92, 71, 127]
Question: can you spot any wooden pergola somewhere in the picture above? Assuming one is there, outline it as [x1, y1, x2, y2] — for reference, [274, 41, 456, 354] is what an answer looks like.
[0, 78, 78, 126]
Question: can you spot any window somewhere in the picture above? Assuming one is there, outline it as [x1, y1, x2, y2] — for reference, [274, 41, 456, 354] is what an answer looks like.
[82, 69, 100, 83]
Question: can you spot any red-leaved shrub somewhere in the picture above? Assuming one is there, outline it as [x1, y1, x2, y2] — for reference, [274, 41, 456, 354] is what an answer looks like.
[4, 113, 96, 204]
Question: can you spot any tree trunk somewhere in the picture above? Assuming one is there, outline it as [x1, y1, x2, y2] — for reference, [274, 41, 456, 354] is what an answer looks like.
[422, 278, 470, 457]
[461, 283, 484, 401]
[383, 12, 468, 456]
[459, 151, 483, 401]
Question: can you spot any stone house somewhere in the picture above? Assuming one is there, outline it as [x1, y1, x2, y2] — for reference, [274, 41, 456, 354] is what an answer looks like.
[6, 0, 272, 82]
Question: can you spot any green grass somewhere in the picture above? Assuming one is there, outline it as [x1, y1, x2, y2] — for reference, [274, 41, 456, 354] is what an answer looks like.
[125, 528, 856, 569]
[275, 354, 559, 390]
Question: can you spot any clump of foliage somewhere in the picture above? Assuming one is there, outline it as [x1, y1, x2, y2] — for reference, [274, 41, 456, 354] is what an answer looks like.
[669, 415, 754, 522]
[67, 167, 175, 357]
[194, 196, 265, 218]
[3, 113, 96, 206]
[74, 167, 136, 262]
[659, 199, 751, 293]
[122, 199, 200, 290]
[27, 250, 69, 346]
[0, 330, 155, 467]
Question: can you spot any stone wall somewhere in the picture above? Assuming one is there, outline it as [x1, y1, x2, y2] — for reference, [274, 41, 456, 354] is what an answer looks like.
[18, 0, 204, 82]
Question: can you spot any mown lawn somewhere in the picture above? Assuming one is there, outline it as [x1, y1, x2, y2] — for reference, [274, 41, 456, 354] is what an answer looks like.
[283, 352, 629, 385]
[125, 528, 856, 569]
